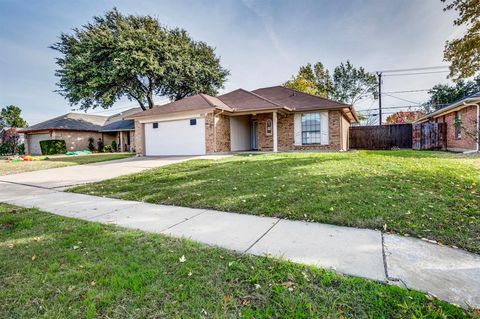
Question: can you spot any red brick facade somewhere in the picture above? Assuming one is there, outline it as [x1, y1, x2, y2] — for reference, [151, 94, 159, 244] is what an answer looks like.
[227, 110, 346, 152]
[205, 113, 231, 153]
[435, 105, 478, 151]
[136, 110, 350, 155]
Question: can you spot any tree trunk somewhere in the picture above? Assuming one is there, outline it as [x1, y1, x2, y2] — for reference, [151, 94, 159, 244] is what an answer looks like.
[147, 94, 155, 109]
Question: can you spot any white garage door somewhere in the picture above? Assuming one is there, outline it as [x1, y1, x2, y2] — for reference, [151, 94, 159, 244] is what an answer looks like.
[144, 118, 206, 156]
[28, 133, 50, 155]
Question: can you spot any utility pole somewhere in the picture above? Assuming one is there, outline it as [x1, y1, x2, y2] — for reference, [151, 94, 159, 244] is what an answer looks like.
[376, 72, 382, 125]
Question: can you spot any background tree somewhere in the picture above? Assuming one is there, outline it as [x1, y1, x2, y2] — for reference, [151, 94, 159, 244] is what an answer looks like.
[0, 105, 28, 128]
[385, 111, 425, 124]
[51, 9, 229, 111]
[422, 75, 480, 113]
[442, 0, 480, 80]
[284, 62, 332, 97]
[284, 61, 377, 105]
[0, 128, 21, 155]
[331, 61, 378, 105]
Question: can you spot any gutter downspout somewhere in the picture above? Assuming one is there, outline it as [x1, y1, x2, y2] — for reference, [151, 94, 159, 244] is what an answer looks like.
[477, 104, 479, 152]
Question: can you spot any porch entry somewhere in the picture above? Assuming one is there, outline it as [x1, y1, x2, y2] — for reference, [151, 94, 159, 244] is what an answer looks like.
[117, 131, 133, 152]
[251, 120, 258, 150]
[229, 115, 257, 151]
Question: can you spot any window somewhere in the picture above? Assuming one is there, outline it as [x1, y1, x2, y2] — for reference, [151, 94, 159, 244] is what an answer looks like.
[190, 119, 197, 126]
[152, 122, 158, 129]
[301, 113, 321, 144]
[454, 111, 461, 139]
[265, 119, 272, 136]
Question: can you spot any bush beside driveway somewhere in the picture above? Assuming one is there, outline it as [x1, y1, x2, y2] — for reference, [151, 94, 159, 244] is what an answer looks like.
[69, 150, 480, 254]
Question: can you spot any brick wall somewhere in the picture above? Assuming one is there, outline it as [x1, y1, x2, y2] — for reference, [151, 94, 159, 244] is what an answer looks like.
[205, 112, 231, 153]
[134, 120, 145, 155]
[278, 114, 294, 151]
[443, 106, 478, 151]
[250, 110, 344, 152]
[53, 130, 102, 152]
[293, 110, 342, 151]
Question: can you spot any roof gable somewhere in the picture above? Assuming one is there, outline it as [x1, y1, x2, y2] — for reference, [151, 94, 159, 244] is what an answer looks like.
[21, 113, 108, 132]
[252, 86, 351, 111]
[127, 94, 231, 119]
[415, 90, 480, 123]
[217, 89, 284, 111]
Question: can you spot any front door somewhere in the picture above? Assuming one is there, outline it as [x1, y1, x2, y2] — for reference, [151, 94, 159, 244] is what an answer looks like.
[251, 120, 258, 150]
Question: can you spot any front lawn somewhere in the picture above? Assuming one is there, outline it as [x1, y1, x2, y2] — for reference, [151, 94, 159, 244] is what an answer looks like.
[70, 150, 480, 254]
[0, 153, 134, 176]
[0, 203, 473, 318]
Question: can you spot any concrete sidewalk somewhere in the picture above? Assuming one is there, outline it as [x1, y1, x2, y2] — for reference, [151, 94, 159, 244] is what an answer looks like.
[0, 181, 479, 309]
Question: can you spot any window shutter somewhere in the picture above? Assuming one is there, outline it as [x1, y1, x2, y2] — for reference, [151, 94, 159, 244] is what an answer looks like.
[294, 113, 302, 145]
[320, 111, 329, 145]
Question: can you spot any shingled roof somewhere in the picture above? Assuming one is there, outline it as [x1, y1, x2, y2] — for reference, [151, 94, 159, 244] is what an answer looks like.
[127, 94, 232, 119]
[21, 108, 142, 133]
[217, 89, 287, 111]
[28, 86, 358, 128]
[415, 91, 480, 123]
[252, 86, 351, 111]
[20, 113, 107, 133]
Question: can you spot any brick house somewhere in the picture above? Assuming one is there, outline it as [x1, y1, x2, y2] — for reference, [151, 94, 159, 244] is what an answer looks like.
[127, 86, 358, 156]
[415, 92, 480, 152]
[20, 108, 140, 155]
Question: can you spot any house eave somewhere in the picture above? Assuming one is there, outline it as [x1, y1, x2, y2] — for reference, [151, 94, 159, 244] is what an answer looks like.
[20, 128, 101, 134]
[415, 98, 480, 123]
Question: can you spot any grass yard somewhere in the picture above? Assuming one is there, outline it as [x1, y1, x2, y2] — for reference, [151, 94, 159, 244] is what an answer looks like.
[70, 150, 480, 254]
[0, 203, 474, 318]
[0, 153, 134, 176]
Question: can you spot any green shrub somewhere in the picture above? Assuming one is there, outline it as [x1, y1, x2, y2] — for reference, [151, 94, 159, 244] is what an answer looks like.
[104, 145, 113, 152]
[88, 137, 95, 152]
[0, 143, 11, 155]
[97, 139, 104, 153]
[39, 139, 67, 155]
[111, 140, 117, 152]
[16, 143, 25, 155]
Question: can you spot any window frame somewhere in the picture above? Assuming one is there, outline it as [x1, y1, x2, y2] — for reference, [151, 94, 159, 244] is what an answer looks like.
[265, 119, 273, 136]
[454, 111, 462, 139]
[301, 112, 321, 145]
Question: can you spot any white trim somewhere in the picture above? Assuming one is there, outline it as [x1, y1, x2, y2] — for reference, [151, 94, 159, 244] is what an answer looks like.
[293, 113, 302, 145]
[416, 100, 480, 123]
[139, 113, 206, 124]
[320, 111, 329, 145]
[273, 111, 278, 152]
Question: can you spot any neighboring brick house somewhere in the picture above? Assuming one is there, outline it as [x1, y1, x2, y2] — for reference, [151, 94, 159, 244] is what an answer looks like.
[20, 108, 140, 155]
[415, 92, 480, 152]
[127, 86, 358, 156]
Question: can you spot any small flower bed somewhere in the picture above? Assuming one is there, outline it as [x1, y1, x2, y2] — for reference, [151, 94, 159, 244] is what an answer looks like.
[6, 155, 49, 162]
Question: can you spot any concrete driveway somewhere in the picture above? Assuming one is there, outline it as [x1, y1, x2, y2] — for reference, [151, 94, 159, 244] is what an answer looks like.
[0, 155, 228, 189]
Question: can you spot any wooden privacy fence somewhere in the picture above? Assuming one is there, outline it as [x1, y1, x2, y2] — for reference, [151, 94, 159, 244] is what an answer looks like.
[412, 123, 447, 150]
[349, 124, 413, 150]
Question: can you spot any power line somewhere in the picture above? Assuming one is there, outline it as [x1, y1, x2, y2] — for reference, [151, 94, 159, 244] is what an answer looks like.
[376, 66, 449, 73]
[356, 105, 423, 113]
[382, 89, 430, 94]
[383, 93, 422, 105]
[383, 70, 449, 77]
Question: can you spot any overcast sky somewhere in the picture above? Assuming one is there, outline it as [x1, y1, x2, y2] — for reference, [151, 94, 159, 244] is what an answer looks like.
[0, 0, 461, 124]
